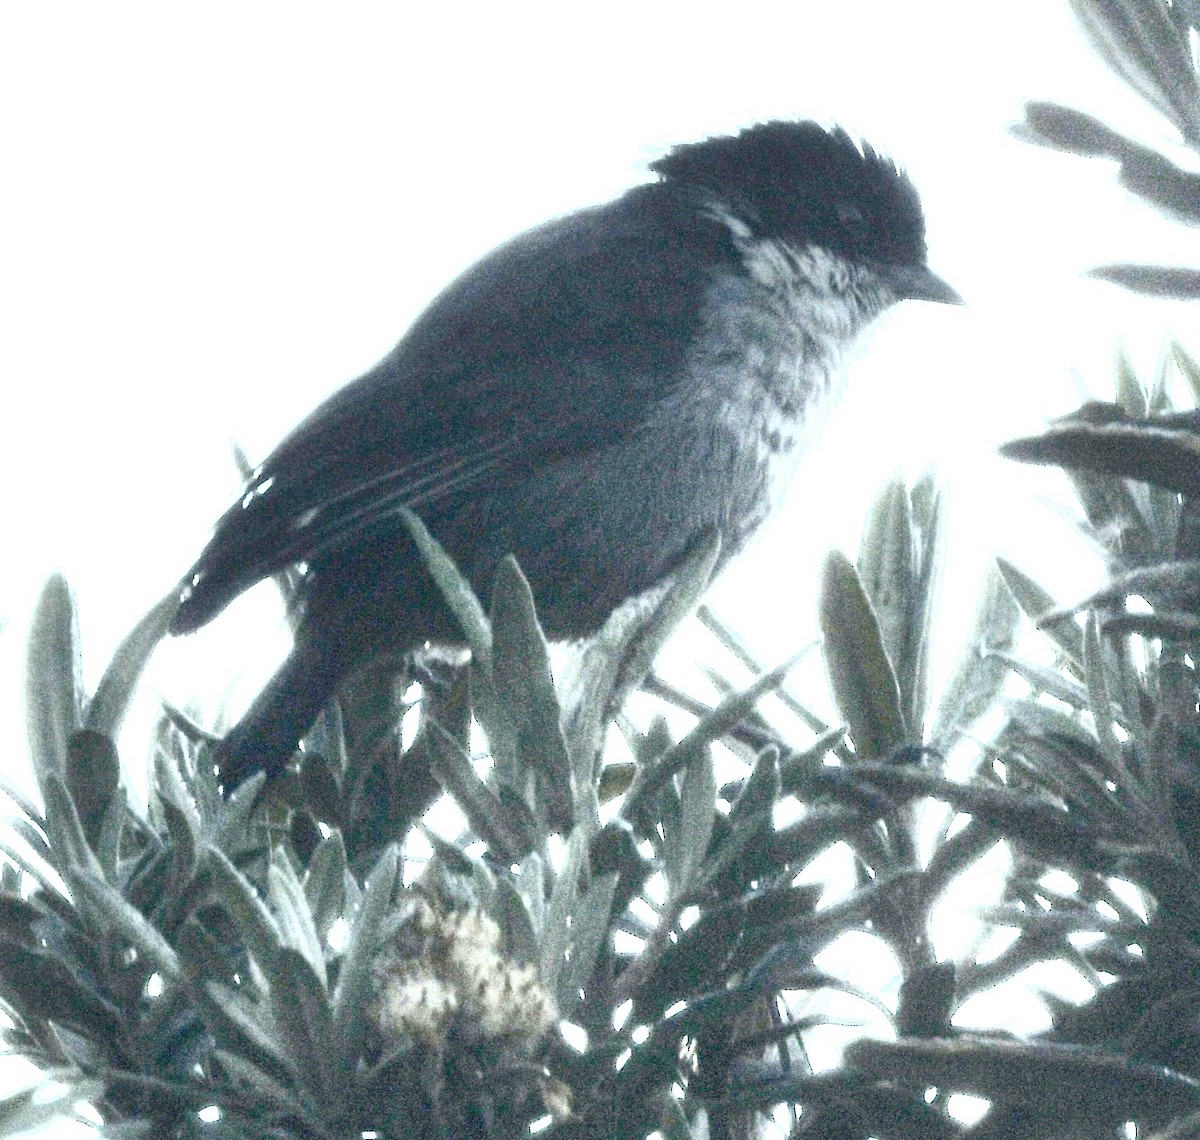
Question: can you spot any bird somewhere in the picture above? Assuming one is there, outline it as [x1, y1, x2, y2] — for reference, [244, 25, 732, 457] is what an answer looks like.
[170, 119, 960, 792]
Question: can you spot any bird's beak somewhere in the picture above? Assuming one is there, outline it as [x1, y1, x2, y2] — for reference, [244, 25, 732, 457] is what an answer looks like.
[879, 263, 963, 305]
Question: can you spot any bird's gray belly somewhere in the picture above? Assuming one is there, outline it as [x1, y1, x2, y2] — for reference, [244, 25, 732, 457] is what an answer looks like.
[458, 266, 865, 633]
[460, 375, 838, 636]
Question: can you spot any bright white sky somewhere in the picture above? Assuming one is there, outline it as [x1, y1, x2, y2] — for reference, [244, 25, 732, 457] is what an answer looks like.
[3, 2, 1200, 787]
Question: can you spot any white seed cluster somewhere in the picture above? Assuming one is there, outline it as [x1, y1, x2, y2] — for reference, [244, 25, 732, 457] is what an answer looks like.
[372, 898, 559, 1047]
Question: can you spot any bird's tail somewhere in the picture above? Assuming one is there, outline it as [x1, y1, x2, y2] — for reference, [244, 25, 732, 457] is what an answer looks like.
[215, 634, 341, 792]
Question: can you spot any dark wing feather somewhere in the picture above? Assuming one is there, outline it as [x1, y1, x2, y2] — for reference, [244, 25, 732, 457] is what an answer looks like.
[171, 183, 732, 634]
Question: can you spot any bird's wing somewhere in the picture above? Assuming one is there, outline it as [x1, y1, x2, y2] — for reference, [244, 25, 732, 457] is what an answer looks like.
[172, 185, 731, 633]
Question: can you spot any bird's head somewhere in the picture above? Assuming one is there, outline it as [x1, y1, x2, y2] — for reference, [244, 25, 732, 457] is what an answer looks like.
[651, 120, 960, 305]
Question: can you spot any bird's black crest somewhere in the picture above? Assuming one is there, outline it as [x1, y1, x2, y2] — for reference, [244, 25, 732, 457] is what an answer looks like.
[650, 120, 928, 267]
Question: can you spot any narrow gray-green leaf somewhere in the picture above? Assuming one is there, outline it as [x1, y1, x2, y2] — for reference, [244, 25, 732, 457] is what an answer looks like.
[627, 647, 809, 813]
[399, 507, 491, 667]
[213, 771, 267, 852]
[206, 844, 286, 972]
[1045, 559, 1200, 615]
[986, 651, 1088, 710]
[702, 750, 780, 888]
[778, 726, 848, 796]
[929, 562, 1021, 754]
[856, 474, 915, 693]
[0, 834, 65, 899]
[608, 528, 722, 698]
[697, 607, 834, 737]
[1004, 729, 1121, 822]
[492, 873, 539, 966]
[1003, 411, 1200, 497]
[85, 587, 178, 739]
[819, 550, 906, 760]
[908, 469, 946, 733]
[201, 980, 295, 1084]
[332, 843, 400, 1063]
[729, 746, 781, 831]
[1004, 698, 1107, 757]
[1083, 612, 1131, 788]
[94, 784, 129, 882]
[66, 866, 182, 982]
[0, 777, 43, 829]
[1172, 339, 1200, 405]
[41, 770, 103, 880]
[1068, 0, 1200, 145]
[267, 945, 334, 1104]
[489, 555, 574, 832]
[1088, 264, 1200, 299]
[516, 851, 546, 940]
[1098, 609, 1200, 639]
[2, 813, 49, 861]
[424, 722, 531, 862]
[268, 854, 328, 989]
[1114, 343, 1147, 417]
[996, 556, 1084, 669]
[421, 826, 497, 907]
[1149, 340, 1174, 415]
[1015, 101, 1130, 156]
[541, 825, 588, 1002]
[1121, 150, 1200, 227]
[559, 528, 721, 796]
[210, 1047, 310, 1116]
[749, 804, 857, 873]
[154, 749, 202, 864]
[303, 830, 348, 945]
[65, 729, 119, 846]
[1066, 462, 1158, 562]
[554, 870, 618, 1018]
[848, 1034, 1200, 1120]
[671, 749, 716, 899]
[849, 762, 1105, 871]
[793, 869, 926, 946]
[25, 575, 83, 795]
[0, 1079, 105, 1135]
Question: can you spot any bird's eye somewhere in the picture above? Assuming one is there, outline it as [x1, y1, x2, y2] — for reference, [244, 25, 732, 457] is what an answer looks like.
[835, 203, 866, 233]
